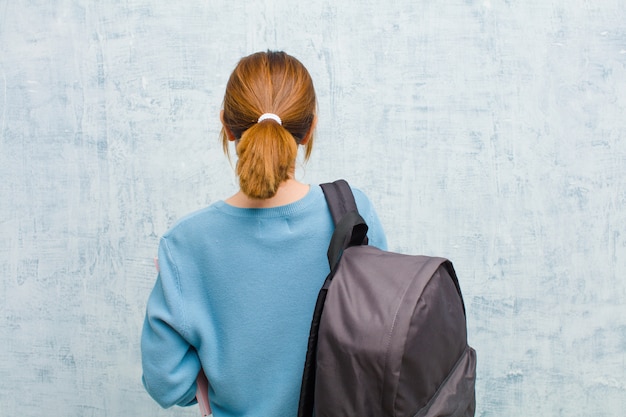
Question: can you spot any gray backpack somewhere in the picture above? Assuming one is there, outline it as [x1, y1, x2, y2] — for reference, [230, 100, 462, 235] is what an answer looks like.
[298, 180, 476, 417]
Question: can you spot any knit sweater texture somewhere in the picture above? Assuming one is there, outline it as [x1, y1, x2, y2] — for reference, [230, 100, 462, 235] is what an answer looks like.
[141, 184, 387, 416]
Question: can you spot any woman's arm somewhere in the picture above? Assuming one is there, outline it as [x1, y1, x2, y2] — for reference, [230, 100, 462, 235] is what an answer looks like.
[141, 238, 201, 408]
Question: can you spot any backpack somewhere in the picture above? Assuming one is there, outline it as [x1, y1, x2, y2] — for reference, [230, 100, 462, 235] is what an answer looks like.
[298, 180, 476, 417]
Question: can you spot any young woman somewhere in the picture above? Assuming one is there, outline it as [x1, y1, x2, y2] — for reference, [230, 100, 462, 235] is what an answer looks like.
[141, 51, 387, 416]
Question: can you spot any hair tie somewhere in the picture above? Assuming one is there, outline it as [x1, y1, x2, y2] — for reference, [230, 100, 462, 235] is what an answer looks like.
[257, 113, 282, 125]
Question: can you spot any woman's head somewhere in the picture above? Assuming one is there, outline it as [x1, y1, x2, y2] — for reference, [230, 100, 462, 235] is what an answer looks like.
[220, 51, 317, 199]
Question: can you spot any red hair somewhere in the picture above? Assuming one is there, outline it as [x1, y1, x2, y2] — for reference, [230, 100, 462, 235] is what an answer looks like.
[221, 51, 317, 199]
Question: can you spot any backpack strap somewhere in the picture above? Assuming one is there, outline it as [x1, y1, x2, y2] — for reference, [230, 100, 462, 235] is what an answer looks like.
[320, 180, 358, 224]
[298, 180, 369, 417]
[326, 210, 368, 269]
[298, 273, 329, 417]
[321, 179, 369, 249]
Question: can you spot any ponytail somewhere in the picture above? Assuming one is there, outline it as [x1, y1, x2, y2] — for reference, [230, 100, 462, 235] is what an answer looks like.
[235, 121, 298, 199]
[220, 51, 317, 200]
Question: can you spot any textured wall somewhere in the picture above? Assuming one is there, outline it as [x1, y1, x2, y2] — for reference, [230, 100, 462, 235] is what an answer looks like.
[1, 1, 625, 416]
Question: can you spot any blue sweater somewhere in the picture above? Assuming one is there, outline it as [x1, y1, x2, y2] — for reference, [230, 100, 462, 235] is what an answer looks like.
[141, 184, 387, 416]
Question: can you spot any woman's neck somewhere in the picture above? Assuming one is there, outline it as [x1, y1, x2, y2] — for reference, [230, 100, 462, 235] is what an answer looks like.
[225, 179, 310, 208]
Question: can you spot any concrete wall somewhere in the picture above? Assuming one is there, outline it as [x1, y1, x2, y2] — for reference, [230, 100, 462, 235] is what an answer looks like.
[1, 1, 624, 415]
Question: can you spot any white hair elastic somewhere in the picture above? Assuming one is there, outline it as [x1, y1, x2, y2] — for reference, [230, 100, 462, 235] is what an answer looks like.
[257, 113, 282, 125]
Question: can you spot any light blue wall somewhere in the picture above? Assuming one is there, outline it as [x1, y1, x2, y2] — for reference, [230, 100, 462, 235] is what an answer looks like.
[1, 1, 625, 416]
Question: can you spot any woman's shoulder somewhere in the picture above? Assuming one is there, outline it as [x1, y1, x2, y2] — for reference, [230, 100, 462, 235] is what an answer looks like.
[349, 185, 378, 212]
[161, 201, 225, 240]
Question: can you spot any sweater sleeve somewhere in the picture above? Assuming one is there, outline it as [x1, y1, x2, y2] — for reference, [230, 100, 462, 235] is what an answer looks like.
[141, 237, 200, 408]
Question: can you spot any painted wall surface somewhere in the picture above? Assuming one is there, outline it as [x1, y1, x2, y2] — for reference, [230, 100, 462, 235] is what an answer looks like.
[1, 1, 625, 416]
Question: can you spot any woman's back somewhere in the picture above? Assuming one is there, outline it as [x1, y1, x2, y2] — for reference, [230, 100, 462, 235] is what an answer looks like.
[141, 51, 387, 416]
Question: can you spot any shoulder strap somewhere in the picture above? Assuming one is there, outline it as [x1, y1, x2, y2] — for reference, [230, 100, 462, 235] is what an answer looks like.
[320, 180, 369, 248]
[320, 180, 358, 224]
[298, 180, 369, 417]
